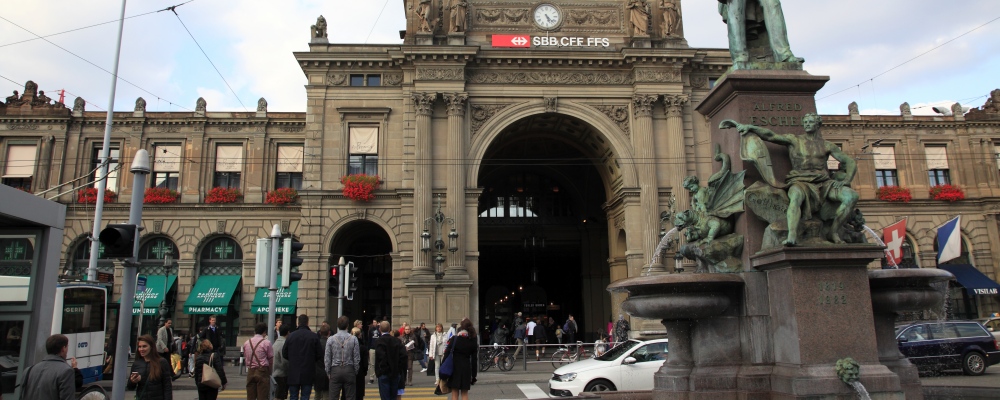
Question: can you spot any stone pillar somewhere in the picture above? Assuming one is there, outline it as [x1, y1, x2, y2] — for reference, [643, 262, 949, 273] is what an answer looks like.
[663, 94, 690, 212]
[411, 92, 437, 278]
[443, 92, 469, 278]
[632, 94, 662, 275]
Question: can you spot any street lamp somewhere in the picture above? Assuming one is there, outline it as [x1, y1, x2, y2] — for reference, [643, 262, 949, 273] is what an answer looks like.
[422, 195, 457, 279]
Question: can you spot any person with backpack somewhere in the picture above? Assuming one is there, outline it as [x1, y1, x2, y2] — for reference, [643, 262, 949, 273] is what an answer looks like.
[563, 315, 578, 345]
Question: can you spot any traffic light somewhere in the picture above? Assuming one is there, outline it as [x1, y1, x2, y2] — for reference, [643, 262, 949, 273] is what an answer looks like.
[345, 261, 359, 300]
[281, 238, 304, 288]
[98, 224, 137, 258]
[328, 264, 341, 297]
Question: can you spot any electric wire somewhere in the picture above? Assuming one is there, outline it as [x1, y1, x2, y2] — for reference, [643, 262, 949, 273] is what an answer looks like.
[364, 0, 392, 44]
[164, 4, 248, 112]
[0, 73, 107, 111]
[0, 7, 166, 48]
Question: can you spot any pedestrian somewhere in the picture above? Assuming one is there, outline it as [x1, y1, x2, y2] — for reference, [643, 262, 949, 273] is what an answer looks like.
[187, 333, 200, 377]
[194, 339, 227, 400]
[284, 315, 323, 400]
[444, 318, 478, 400]
[274, 320, 284, 341]
[428, 324, 446, 384]
[533, 319, 548, 361]
[325, 316, 360, 400]
[491, 323, 508, 346]
[350, 326, 370, 400]
[367, 319, 380, 384]
[525, 317, 536, 350]
[242, 323, 274, 400]
[273, 324, 291, 400]
[314, 324, 331, 400]
[417, 323, 430, 372]
[563, 315, 578, 344]
[18, 334, 76, 400]
[374, 321, 404, 400]
[512, 320, 526, 361]
[400, 325, 420, 385]
[513, 312, 523, 329]
[555, 326, 564, 344]
[156, 319, 177, 379]
[128, 335, 174, 400]
[202, 316, 223, 356]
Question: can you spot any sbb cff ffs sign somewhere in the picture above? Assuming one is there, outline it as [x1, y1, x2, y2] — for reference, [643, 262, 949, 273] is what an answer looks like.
[492, 34, 611, 48]
[492, 35, 531, 48]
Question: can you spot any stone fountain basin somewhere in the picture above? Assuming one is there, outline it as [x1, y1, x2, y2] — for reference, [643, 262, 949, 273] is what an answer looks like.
[869, 268, 953, 313]
[608, 274, 744, 320]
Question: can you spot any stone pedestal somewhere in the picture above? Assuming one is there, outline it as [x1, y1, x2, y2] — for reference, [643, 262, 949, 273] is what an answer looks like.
[447, 33, 465, 45]
[416, 33, 433, 45]
[630, 36, 651, 48]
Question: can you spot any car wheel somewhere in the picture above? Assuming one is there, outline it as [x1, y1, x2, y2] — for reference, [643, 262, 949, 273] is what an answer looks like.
[962, 352, 987, 376]
[584, 379, 616, 392]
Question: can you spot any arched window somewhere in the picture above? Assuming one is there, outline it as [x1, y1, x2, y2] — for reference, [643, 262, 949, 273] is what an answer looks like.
[138, 237, 179, 276]
[72, 241, 114, 274]
[199, 237, 242, 276]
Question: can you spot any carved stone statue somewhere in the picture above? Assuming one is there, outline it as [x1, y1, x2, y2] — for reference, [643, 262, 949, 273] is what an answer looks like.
[449, 0, 468, 33]
[673, 144, 745, 273]
[966, 89, 1000, 120]
[722, 114, 859, 248]
[627, 0, 650, 36]
[73, 97, 85, 112]
[312, 15, 328, 39]
[33, 90, 52, 105]
[848, 101, 859, 115]
[257, 97, 268, 112]
[415, 0, 435, 33]
[900, 102, 911, 117]
[951, 102, 964, 117]
[6, 90, 20, 106]
[717, 0, 802, 69]
[661, 0, 681, 37]
[196, 97, 207, 112]
[135, 97, 146, 112]
[23, 81, 38, 97]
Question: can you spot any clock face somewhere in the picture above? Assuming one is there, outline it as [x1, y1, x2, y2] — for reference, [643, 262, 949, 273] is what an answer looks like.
[534, 4, 561, 30]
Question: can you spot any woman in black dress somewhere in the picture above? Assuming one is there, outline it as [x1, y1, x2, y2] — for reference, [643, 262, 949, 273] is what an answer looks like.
[194, 339, 227, 400]
[128, 335, 173, 400]
[446, 318, 478, 400]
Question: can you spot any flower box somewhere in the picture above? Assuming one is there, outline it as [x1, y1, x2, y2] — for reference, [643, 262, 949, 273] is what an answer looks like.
[205, 187, 242, 204]
[929, 184, 965, 202]
[144, 187, 179, 204]
[876, 186, 912, 203]
[340, 174, 380, 202]
[265, 188, 299, 205]
[77, 188, 115, 204]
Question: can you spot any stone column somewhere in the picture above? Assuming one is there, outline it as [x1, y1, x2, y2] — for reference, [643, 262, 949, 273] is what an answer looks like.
[632, 94, 662, 275]
[411, 92, 437, 278]
[443, 93, 469, 278]
[663, 94, 690, 211]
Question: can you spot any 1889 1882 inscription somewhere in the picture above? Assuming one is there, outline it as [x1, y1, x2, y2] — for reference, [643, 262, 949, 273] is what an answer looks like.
[817, 280, 847, 306]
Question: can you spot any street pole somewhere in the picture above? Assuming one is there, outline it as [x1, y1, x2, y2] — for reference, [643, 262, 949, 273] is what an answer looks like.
[87, 0, 128, 281]
[267, 224, 281, 343]
[111, 149, 148, 400]
[337, 257, 345, 318]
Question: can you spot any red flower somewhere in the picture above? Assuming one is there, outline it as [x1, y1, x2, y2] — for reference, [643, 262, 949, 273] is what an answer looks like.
[144, 187, 179, 204]
[205, 187, 241, 204]
[265, 188, 299, 205]
[77, 188, 116, 204]
[340, 174, 380, 202]
[876, 186, 912, 203]
[929, 184, 965, 202]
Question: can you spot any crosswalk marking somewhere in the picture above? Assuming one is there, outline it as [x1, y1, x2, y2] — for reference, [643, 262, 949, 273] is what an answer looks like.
[217, 386, 439, 399]
[517, 383, 551, 398]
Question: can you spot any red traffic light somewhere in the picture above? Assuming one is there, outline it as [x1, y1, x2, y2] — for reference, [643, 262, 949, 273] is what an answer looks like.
[330, 267, 338, 276]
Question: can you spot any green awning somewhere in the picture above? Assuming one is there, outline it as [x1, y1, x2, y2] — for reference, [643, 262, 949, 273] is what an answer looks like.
[116, 275, 177, 315]
[183, 275, 240, 315]
[250, 278, 298, 315]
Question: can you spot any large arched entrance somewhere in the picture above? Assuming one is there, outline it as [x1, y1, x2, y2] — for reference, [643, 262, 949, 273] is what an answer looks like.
[329, 220, 393, 325]
[477, 113, 614, 342]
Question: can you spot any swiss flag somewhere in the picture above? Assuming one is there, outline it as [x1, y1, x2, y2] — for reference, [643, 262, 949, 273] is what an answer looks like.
[883, 219, 907, 265]
[492, 34, 531, 48]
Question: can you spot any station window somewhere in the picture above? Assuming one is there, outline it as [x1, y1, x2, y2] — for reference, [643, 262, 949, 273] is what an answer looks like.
[91, 144, 120, 191]
[924, 145, 950, 186]
[152, 144, 181, 190]
[276, 145, 303, 190]
[214, 145, 243, 189]
[348, 126, 378, 175]
[2, 144, 36, 192]
[873, 145, 898, 188]
[350, 74, 382, 87]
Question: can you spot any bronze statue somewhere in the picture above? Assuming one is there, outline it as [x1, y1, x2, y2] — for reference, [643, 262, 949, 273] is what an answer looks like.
[312, 15, 328, 39]
[627, 0, 650, 36]
[661, 0, 681, 37]
[717, 0, 802, 69]
[449, 0, 468, 33]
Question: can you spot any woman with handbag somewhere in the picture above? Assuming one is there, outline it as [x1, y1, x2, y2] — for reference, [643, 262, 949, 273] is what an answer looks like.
[446, 319, 478, 400]
[428, 324, 447, 385]
[128, 335, 174, 400]
[194, 339, 227, 400]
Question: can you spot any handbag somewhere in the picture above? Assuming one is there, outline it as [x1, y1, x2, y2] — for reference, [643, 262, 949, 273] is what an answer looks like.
[201, 353, 223, 388]
[435, 378, 452, 395]
[426, 358, 436, 376]
[438, 353, 454, 377]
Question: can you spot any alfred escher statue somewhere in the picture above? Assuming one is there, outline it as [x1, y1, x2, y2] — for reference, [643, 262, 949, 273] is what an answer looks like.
[722, 113, 859, 247]
[717, 0, 803, 69]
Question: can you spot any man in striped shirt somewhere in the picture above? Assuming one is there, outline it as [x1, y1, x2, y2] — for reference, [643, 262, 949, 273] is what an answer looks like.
[325, 316, 360, 400]
[242, 323, 274, 400]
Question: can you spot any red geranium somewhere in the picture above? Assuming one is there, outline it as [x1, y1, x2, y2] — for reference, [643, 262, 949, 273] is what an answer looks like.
[876, 186, 912, 202]
[340, 174, 380, 201]
[265, 188, 299, 205]
[205, 187, 241, 204]
[929, 184, 965, 202]
[144, 187, 179, 204]
[77, 187, 115, 204]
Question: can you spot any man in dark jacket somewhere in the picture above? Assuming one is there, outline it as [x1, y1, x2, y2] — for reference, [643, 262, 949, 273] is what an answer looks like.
[19, 334, 76, 400]
[283, 314, 323, 400]
[201, 315, 223, 356]
[374, 321, 403, 400]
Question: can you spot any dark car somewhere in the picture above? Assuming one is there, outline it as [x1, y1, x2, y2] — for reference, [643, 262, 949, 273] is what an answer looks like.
[895, 321, 1000, 375]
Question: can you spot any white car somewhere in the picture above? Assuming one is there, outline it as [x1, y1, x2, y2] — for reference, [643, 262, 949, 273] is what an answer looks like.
[548, 338, 668, 397]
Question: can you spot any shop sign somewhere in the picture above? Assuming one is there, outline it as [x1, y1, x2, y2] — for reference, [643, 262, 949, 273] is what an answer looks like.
[253, 306, 294, 314]
[187, 306, 225, 314]
[492, 34, 611, 48]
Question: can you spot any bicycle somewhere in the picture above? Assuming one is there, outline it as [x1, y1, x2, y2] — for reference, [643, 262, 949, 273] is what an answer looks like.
[550, 341, 590, 368]
[479, 343, 514, 372]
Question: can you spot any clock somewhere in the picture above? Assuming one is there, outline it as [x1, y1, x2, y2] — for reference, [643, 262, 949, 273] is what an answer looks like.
[533, 4, 562, 30]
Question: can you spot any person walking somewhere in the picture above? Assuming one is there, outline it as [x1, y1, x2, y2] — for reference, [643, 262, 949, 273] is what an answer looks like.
[156, 319, 176, 378]
[128, 335, 174, 400]
[374, 321, 404, 400]
[491, 323, 508, 346]
[350, 326, 370, 400]
[325, 316, 360, 400]
[201, 316, 223, 356]
[284, 315, 323, 400]
[417, 323, 430, 372]
[194, 339, 227, 400]
[272, 324, 291, 400]
[18, 334, 76, 400]
[399, 325, 419, 385]
[428, 324, 446, 385]
[444, 318, 478, 400]
[563, 315, 578, 345]
[242, 323, 274, 400]
[367, 319, 380, 384]
[314, 325, 331, 400]
[533, 320, 548, 361]
[511, 320, 526, 361]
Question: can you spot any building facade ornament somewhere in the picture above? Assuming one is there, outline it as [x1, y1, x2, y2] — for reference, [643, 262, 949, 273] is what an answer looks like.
[661, 0, 681, 37]
[196, 97, 207, 112]
[470, 103, 513, 136]
[72, 97, 85, 113]
[135, 97, 146, 112]
[411, 92, 438, 116]
[383, 73, 403, 86]
[634, 68, 681, 83]
[544, 97, 558, 113]
[627, 0, 650, 36]
[466, 70, 633, 85]
[416, 68, 465, 81]
[593, 104, 631, 137]
[312, 15, 328, 39]
[257, 97, 268, 112]
[443, 92, 469, 116]
[449, 0, 469, 33]
[632, 94, 658, 118]
[327, 73, 347, 86]
[415, 0, 436, 33]
[663, 94, 689, 117]
[690, 75, 708, 89]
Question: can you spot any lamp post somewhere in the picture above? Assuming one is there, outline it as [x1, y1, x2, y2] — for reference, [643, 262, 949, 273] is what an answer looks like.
[421, 195, 457, 279]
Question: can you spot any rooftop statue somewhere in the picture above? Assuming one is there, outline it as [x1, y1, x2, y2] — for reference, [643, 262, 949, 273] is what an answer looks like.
[627, 0, 650, 36]
[449, 0, 468, 33]
[312, 15, 328, 39]
[415, 0, 435, 33]
[717, 0, 803, 70]
[661, 0, 681, 38]
[722, 113, 863, 250]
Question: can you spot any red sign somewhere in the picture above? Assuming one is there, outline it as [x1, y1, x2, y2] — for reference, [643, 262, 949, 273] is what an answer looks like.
[492, 34, 531, 48]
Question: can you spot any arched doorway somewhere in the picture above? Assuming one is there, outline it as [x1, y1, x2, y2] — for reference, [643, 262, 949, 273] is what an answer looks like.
[477, 113, 613, 342]
[330, 220, 393, 325]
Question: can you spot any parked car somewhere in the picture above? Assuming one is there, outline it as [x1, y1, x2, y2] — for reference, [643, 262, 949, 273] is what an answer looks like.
[975, 316, 1000, 341]
[895, 321, 1000, 375]
[549, 338, 667, 397]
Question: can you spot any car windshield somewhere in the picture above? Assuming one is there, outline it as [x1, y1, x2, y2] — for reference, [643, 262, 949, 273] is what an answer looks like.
[595, 339, 640, 361]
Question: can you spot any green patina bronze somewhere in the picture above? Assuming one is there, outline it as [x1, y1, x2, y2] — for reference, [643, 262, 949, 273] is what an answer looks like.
[835, 357, 861, 384]
[717, 0, 804, 70]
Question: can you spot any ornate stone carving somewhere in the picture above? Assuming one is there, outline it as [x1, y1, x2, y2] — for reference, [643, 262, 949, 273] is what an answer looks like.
[416, 68, 465, 81]
[415, 0, 436, 33]
[475, 8, 529, 24]
[634, 69, 681, 83]
[73, 97, 85, 112]
[614, 214, 626, 230]
[216, 220, 226, 234]
[632, 94, 658, 118]
[327, 73, 347, 86]
[135, 97, 146, 112]
[312, 15, 328, 39]
[257, 97, 267, 112]
[900, 102, 911, 117]
[543, 97, 558, 113]
[449, 0, 468, 33]
[470, 103, 512, 136]
[967, 89, 1000, 120]
[4, 91, 20, 106]
[32, 91, 52, 106]
[383, 73, 403, 86]
[443, 93, 468, 116]
[594, 105, 630, 137]
[411, 92, 437, 116]
[848, 101, 859, 115]
[690, 76, 709, 89]
[23, 81, 37, 98]
[196, 97, 207, 112]
[568, 10, 618, 25]
[153, 220, 162, 234]
[627, 0, 650, 36]
[467, 70, 633, 85]
[661, 0, 681, 37]
[663, 94, 689, 118]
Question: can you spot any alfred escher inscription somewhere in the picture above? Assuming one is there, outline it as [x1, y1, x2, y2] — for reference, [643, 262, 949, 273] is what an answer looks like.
[749, 102, 804, 127]
[817, 280, 847, 306]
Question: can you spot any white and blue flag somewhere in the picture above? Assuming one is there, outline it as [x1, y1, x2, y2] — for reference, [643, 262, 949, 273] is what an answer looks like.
[936, 216, 961, 263]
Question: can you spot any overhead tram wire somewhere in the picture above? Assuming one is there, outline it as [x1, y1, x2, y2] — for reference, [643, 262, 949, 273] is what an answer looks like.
[364, 0, 393, 44]
[164, 4, 248, 112]
[0, 3, 180, 48]
[0, 73, 107, 111]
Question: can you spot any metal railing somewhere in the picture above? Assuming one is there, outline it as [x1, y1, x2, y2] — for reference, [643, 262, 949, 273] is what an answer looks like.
[476, 340, 618, 371]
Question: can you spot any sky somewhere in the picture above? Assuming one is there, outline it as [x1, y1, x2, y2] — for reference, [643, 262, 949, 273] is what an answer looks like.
[1, 0, 998, 116]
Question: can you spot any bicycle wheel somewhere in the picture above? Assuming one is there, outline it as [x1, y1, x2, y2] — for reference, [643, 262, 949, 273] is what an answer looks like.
[78, 385, 108, 400]
[498, 352, 514, 371]
[550, 349, 569, 368]
[480, 352, 494, 372]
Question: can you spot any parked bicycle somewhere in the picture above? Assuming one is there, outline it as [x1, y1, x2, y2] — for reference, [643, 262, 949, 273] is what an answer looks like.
[479, 343, 515, 371]
[551, 341, 591, 368]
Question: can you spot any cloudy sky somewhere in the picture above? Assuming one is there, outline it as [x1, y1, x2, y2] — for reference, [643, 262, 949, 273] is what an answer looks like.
[1, 0, 997, 116]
